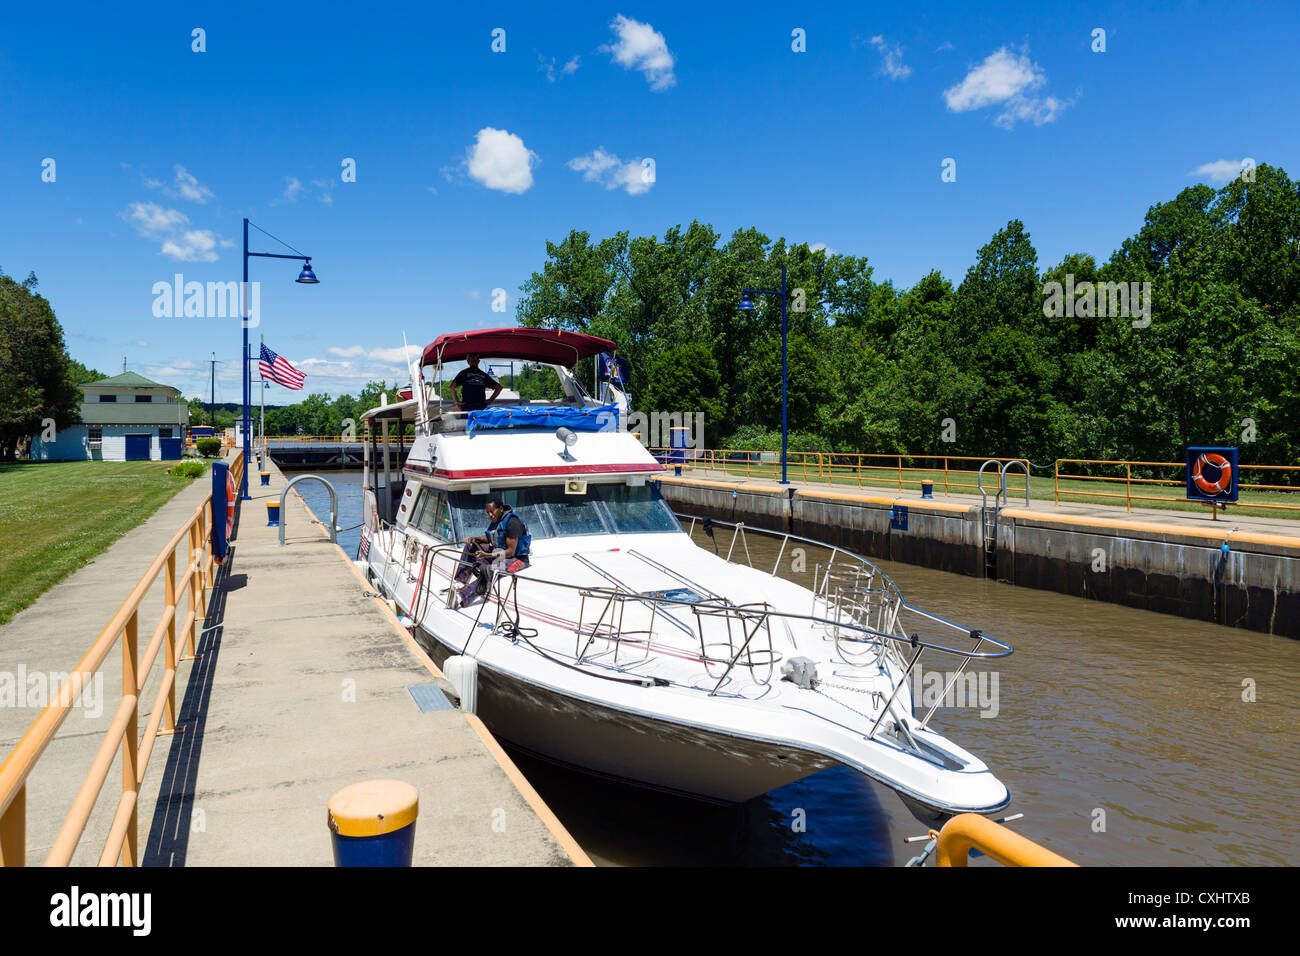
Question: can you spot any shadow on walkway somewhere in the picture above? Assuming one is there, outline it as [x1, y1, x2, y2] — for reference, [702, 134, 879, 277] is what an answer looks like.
[143, 497, 243, 866]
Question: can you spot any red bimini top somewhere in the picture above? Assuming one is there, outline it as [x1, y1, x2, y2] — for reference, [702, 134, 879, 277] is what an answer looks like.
[422, 327, 616, 368]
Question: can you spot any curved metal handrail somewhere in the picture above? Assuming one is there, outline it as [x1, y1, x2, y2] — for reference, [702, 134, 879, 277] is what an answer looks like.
[1000, 460, 1030, 508]
[370, 518, 1013, 665]
[279, 474, 338, 545]
[977, 459, 1001, 512]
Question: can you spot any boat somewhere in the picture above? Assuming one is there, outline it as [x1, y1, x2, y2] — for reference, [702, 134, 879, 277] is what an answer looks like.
[356, 327, 1014, 820]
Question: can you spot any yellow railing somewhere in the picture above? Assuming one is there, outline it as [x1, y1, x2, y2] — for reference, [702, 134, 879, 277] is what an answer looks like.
[1055, 458, 1300, 515]
[0, 451, 243, 866]
[933, 813, 1076, 867]
[652, 447, 1300, 517]
[262, 435, 415, 447]
[652, 448, 1030, 496]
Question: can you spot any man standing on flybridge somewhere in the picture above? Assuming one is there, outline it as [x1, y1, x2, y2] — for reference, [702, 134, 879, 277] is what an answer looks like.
[451, 353, 502, 411]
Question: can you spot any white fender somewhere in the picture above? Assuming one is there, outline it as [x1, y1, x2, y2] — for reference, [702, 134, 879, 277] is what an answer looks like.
[443, 656, 478, 715]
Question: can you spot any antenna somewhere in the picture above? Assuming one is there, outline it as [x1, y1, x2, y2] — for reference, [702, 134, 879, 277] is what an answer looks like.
[402, 331, 427, 435]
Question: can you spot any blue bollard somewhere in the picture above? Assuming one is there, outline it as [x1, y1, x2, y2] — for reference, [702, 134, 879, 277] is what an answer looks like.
[260, 471, 270, 487]
[921, 480, 933, 499]
[267, 501, 281, 526]
[328, 779, 419, 866]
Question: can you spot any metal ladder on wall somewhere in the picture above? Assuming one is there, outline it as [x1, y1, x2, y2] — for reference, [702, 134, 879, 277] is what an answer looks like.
[977, 461, 1029, 579]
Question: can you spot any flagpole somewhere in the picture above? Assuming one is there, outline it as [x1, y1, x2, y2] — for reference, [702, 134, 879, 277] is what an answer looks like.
[259, 335, 265, 459]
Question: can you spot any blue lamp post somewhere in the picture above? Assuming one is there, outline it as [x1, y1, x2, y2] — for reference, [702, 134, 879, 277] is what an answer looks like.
[740, 264, 789, 484]
[240, 217, 318, 500]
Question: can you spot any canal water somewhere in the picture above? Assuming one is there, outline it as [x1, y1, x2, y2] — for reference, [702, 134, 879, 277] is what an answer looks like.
[295, 471, 1300, 866]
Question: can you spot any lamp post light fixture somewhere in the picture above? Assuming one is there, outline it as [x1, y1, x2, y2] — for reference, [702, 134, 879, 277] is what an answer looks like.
[740, 264, 789, 484]
[241, 217, 318, 500]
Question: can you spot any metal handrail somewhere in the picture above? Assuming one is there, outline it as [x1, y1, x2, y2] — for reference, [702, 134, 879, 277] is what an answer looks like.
[933, 813, 1076, 867]
[1053, 457, 1300, 514]
[366, 515, 1011, 762]
[0, 451, 242, 866]
[652, 448, 1031, 496]
[375, 515, 1013, 669]
[279, 474, 338, 545]
[1000, 460, 1030, 508]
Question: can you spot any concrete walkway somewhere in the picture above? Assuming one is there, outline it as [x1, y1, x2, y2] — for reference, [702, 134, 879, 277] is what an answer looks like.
[1, 454, 589, 866]
[678, 467, 1300, 541]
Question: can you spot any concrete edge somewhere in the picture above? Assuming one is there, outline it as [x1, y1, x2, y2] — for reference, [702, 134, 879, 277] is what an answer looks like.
[1000, 507, 1300, 555]
[286, 472, 595, 867]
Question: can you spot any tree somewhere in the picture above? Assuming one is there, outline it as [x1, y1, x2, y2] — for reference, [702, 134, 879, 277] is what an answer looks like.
[0, 271, 81, 460]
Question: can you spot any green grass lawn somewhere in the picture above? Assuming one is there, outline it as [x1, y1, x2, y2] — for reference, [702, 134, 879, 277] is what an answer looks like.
[0, 460, 209, 627]
[687, 459, 1300, 522]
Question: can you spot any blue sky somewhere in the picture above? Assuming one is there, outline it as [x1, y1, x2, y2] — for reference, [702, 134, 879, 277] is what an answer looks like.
[3, 0, 1298, 400]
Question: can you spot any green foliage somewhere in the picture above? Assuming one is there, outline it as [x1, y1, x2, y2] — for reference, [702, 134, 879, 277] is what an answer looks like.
[196, 437, 222, 457]
[169, 459, 208, 478]
[515, 164, 1300, 468]
[0, 271, 81, 460]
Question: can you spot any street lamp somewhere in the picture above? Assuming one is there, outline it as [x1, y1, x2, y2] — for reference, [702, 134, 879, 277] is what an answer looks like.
[740, 264, 789, 484]
[241, 217, 318, 499]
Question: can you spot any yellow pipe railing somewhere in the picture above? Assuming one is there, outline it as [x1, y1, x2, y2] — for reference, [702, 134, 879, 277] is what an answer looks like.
[1055, 458, 1300, 515]
[933, 813, 1076, 867]
[0, 450, 242, 866]
[651, 448, 1030, 496]
[653, 448, 1300, 517]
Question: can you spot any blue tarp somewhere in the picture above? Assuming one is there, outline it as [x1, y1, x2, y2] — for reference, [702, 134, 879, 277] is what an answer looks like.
[466, 403, 620, 437]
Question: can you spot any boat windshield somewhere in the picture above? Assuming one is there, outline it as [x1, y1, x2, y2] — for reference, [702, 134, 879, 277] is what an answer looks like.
[447, 483, 681, 540]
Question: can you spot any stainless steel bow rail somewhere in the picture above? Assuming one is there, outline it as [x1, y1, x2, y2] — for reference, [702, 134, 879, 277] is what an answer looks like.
[363, 516, 1013, 750]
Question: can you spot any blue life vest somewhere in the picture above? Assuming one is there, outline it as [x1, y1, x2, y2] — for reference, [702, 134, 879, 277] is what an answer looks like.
[486, 511, 531, 558]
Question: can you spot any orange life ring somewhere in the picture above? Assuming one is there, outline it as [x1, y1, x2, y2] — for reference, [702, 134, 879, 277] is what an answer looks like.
[1192, 452, 1232, 496]
[225, 470, 236, 538]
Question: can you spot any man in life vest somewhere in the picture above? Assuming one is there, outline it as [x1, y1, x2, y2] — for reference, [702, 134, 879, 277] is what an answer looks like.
[458, 496, 531, 607]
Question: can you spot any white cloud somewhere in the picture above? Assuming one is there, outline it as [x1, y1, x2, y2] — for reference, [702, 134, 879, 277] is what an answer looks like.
[160, 230, 221, 262]
[869, 35, 912, 80]
[936, 41, 954, 52]
[123, 202, 188, 236]
[328, 345, 366, 358]
[1190, 159, 1249, 185]
[144, 165, 214, 203]
[173, 166, 214, 202]
[540, 53, 581, 82]
[809, 242, 836, 254]
[134, 339, 149, 348]
[327, 344, 422, 364]
[122, 202, 227, 261]
[274, 177, 304, 204]
[943, 47, 1071, 128]
[603, 15, 676, 91]
[465, 127, 538, 194]
[567, 148, 654, 195]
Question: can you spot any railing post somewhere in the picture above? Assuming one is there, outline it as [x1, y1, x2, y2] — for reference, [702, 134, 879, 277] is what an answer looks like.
[898, 456, 903, 492]
[184, 522, 199, 660]
[163, 549, 178, 732]
[944, 457, 950, 496]
[122, 611, 139, 866]
[0, 783, 24, 866]
[1126, 463, 1132, 513]
[1054, 460, 1060, 506]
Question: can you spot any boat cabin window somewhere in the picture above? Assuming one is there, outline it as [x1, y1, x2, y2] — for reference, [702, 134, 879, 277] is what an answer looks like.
[595, 484, 681, 534]
[446, 483, 680, 541]
[409, 489, 454, 541]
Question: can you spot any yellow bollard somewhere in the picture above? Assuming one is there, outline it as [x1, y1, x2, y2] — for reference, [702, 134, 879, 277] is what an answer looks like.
[327, 779, 419, 866]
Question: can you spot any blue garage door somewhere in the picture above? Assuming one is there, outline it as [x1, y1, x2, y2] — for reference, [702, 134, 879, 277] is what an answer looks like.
[159, 438, 183, 460]
[125, 434, 151, 460]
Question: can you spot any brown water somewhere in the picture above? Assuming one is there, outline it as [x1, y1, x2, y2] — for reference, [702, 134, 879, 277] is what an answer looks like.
[508, 526, 1300, 866]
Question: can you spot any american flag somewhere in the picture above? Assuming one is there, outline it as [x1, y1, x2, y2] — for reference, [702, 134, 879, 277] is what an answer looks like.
[259, 344, 305, 390]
